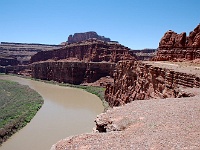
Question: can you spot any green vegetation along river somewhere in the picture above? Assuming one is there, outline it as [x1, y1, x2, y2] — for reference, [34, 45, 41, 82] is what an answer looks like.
[0, 79, 43, 145]
[0, 75, 104, 150]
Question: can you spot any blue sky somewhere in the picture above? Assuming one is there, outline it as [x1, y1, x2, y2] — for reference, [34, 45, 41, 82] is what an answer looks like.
[0, 0, 199, 49]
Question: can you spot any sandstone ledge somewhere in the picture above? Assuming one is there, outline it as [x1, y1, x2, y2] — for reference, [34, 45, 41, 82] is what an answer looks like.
[51, 94, 200, 150]
[105, 61, 200, 107]
[152, 24, 200, 61]
[31, 61, 116, 85]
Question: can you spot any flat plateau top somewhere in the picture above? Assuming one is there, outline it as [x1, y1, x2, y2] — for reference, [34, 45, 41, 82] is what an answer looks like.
[144, 61, 200, 77]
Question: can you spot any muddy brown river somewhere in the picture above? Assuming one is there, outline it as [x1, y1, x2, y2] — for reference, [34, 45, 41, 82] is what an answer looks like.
[0, 75, 104, 150]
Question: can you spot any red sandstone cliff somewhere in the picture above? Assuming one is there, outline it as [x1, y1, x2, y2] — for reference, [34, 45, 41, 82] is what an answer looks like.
[0, 57, 19, 66]
[31, 61, 115, 85]
[153, 24, 200, 61]
[187, 24, 200, 47]
[67, 31, 111, 43]
[30, 39, 136, 63]
[30, 39, 136, 86]
[105, 60, 200, 107]
[130, 49, 157, 61]
[0, 42, 62, 66]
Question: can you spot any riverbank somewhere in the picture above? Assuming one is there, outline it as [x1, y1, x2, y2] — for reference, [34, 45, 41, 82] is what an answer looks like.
[5, 73, 109, 110]
[0, 79, 44, 145]
[36, 79, 109, 110]
[0, 75, 104, 150]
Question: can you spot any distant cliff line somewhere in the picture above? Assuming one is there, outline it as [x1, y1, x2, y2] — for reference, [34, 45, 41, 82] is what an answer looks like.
[0, 42, 61, 47]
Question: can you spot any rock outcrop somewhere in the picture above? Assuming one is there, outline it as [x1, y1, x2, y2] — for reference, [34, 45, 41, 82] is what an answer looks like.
[30, 39, 136, 63]
[0, 57, 19, 66]
[31, 61, 115, 85]
[152, 24, 200, 61]
[187, 24, 200, 47]
[67, 31, 111, 43]
[105, 60, 200, 107]
[0, 42, 62, 65]
[51, 93, 200, 150]
[30, 39, 136, 85]
[130, 49, 157, 60]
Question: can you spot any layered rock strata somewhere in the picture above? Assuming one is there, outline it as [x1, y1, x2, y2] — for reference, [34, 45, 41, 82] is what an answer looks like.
[105, 60, 200, 107]
[130, 49, 157, 60]
[0, 57, 19, 66]
[31, 61, 115, 85]
[30, 39, 136, 63]
[153, 24, 200, 61]
[67, 31, 111, 43]
[0, 42, 62, 65]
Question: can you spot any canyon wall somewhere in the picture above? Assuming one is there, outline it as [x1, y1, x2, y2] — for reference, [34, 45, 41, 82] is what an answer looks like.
[130, 49, 157, 60]
[153, 24, 200, 61]
[0, 57, 19, 66]
[105, 60, 200, 107]
[30, 39, 136, 85]
[30, 39, 136, 63]
[31, 61, 115, 85]
[0, 42, 62, 65]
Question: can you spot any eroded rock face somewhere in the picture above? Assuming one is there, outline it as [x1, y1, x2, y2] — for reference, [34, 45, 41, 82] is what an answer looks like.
[129, 49, 157, 60]
[67, 31, 111, 43]
[30, 39, 136, 85]
[153, 24, 200, 61]
[31, 61, 115, 85]
[0, 42, 62, 65]
[187, 25, 200, 47]
[159, 31, 186, 49]
[30, 39, 136, 63]
[0, 57, 19, 66]
[105, 60, 200, 107]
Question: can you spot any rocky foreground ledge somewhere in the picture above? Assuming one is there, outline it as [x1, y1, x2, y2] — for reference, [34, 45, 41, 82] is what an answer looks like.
[52, 95, 200, 150]
[51, 61, 200, 150]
